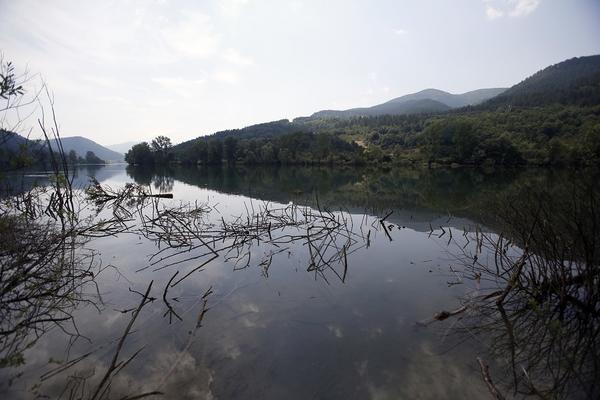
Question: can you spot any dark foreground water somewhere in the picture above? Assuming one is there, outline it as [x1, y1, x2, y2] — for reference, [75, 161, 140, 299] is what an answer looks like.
[1, 164, 598, 399]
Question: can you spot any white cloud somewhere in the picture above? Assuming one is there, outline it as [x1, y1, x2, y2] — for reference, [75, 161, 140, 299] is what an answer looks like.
[96, 95, 133, 105]
[393, 28, 407, 35]
[219, 0, 250, 18]
[483, 0, 541, 19]
[223, 48, 254, 66]
[289, 1, 304, 13]
[327, 324, 344, 338]
[213, 70, 240, 84]
[152, 76, 207, 97]
[161, 12, 219, 59]
[486, 6, 504, 19]
[509, 0, 541, 17]
[81, 75, 121, 88]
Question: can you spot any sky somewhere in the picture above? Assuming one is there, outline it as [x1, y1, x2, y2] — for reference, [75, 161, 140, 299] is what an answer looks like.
[1, 0, 599, 146]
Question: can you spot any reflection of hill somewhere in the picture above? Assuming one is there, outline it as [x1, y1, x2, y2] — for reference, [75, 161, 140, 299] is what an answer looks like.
[126, 165, 597, 234]
[70, 165, 126, 187]
[1, 165, 125, 196]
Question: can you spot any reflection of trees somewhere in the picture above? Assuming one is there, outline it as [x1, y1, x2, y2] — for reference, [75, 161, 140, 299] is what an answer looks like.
[0, 152, 103, 370]
[126, 164, 523, 214]
[434, 175, 600, 399]
[0, 209, 98, 368]
[126, 165, 175, 193]
[125, 164, 154, 186]
[89, 181, 371, 288]
[14, 178, 373, 397]
[152, 173, 174, 193]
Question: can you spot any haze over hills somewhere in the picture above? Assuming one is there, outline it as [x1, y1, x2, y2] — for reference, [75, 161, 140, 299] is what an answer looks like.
[305, 88, 507, 119]
[106, 141, 140, 155]
[0, 131, 126, 167]
[155, 54, 600, 168]
[48, 136, 124, 162]
[4, 55, 599, 169]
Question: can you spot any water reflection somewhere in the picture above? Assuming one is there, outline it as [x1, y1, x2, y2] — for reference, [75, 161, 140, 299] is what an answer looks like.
[431, 176, 600, 399]
[126, 164, 582, 232]
[0, 164, 598, 399]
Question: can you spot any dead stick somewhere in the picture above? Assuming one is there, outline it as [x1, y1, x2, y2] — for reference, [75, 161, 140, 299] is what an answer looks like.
[477, 357, 505, 400]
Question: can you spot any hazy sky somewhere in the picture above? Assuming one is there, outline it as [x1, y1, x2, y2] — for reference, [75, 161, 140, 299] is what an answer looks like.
[1, 0, 599, 145]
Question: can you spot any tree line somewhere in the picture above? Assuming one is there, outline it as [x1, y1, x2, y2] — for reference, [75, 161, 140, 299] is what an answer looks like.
[126, 132, 368, 166]
[125, 103, 600, 168]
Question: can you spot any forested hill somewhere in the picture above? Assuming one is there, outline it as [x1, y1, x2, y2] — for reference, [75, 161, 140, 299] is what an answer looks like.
[0, 131, 111, 170]
[0, 130, 45, 169]
[172, 120, 309, 153]
[126, 54, 600, 168]
[307, 98, 451, 119]
[48, 136, 124, 162]
[483, 55, 600, 108]
[305, 88, 506, 119]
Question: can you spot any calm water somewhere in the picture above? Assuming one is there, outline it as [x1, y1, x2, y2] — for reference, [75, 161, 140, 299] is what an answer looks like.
[1, 164, 597, 399]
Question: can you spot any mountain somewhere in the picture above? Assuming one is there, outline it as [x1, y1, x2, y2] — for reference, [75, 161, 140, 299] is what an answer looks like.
[310, 98, 451, 119]
[0, 130, 48, 169]
[49, 136, 124, 162]
[173, 119, 308, 153]
[210, 119, 308, 140]
[0, 130, 36, 152]
[483, 54, 600, 108]
[133, 54, 600, 167]
[106, 141, 139, 154]
[307, 88, 507, 119]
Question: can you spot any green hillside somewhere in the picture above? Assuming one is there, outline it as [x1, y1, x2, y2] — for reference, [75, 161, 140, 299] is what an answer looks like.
[306, 88, 505, 119]
[483, 55, 600, 108]
[128, 55, 600, 167]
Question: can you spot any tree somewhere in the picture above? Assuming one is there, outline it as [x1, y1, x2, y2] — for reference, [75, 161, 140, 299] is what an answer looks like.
[0, 60, 24, 100]
[68, 150, 78, 165]
[85, 151, 105, 164]
[151, 135, 172, 153]
[151, 136, 173, 164]
[195, 140, 209, 164]
[208, 140, 223, 164]
[125, 142, 154, 165]
[224, 137, 238, 164]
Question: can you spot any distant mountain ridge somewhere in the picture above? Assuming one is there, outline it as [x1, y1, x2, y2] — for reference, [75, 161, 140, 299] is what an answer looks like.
[49, 136, 124, 162]
[307, 87, 507, 119]
[1, 131, 126, 168]
[106, 141, 140, 155]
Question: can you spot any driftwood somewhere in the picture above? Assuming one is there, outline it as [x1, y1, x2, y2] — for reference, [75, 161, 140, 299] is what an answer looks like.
[477, 357, 506, 400]
[416, 305, 468, 326]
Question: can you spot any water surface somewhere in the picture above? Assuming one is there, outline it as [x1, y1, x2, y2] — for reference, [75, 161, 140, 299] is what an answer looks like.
[1, 164, 596, 399]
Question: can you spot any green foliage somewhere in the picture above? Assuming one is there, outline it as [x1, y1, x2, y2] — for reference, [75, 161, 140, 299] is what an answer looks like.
[0, 130, 49, 170]
[0, 351, 25, 368]
[174, 131, 364, 166]
[150, 135, 173, 164]
[0, 61, 24, 100]
[125, 142, 154, 165]
[124, 55, 600, 168]
[67, 150, 78, 165]
[419, 117, 523, 165]
[208, 140, 223, 164]
[484, 55, 600, 108]
[84, 151, 105, 164]
[151, 135, 172, 153]
[224, 137, 237, 164]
